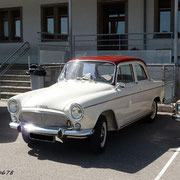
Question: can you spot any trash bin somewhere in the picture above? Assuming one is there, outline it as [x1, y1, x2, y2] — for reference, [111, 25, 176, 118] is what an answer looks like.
[28, 64, 46, 90]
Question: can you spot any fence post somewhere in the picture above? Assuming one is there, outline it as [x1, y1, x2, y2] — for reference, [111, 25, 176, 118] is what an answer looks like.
[73, 35, 76, 59]
[37, 33, 41, 66]
[28, 55, 31, 68]
[162, 65, 165, 82]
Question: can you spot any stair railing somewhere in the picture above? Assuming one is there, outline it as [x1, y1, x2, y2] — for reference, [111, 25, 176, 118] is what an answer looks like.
[0, 42, 30, 100]
[0, 42, 30, 77]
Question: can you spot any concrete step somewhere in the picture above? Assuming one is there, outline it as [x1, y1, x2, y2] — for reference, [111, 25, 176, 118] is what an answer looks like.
[1, 74, 30, 81]
[0, 92, 20, 99]
[0, 80, 30, 87]
[1, 86, 31, 93]
[5, 70, 28, 75]
[0, 68, 31, 100]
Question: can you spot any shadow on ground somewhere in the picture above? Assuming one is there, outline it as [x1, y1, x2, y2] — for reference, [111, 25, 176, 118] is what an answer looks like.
[0, 107, 19, 143]
[27, 114, 180, 173]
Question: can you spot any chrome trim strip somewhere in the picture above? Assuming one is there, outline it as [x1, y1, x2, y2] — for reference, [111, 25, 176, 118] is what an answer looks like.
[84, 85, 164, 109]
[62, 129, 94, 137]
[172, 114, 180, 121]
[9, 122, 93, 137]
[24, 124, 59, 135]
[21, 108, 67, 117]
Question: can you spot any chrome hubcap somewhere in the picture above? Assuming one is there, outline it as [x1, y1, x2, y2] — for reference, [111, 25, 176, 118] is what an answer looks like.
[150, 101, 156, 119]
[100, 122, 107, 148]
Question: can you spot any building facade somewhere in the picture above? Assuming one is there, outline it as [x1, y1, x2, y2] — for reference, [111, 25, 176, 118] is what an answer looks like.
[0, 0, 179, 102]
[0, 0, 179, 64]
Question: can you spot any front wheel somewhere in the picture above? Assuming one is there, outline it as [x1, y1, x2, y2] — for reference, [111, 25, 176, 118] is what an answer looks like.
[147, 100, 157, 122]
[90, 116, 107, 153]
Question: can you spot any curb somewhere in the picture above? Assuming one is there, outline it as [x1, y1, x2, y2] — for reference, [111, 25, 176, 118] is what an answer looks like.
[0, 100, 7, 108]
[158, 104, 174, 113]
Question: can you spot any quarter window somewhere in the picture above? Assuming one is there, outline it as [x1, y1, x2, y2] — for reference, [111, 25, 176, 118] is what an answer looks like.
[135, 64, 147, 81]
[117, 64, 134, 83]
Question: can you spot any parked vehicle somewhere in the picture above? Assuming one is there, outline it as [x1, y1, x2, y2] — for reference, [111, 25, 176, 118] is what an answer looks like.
[8, 56, 164, 153]
[172, 100, 180, 121]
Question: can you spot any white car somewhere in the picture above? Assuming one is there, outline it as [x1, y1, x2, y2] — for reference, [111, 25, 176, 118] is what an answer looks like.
[8, 56, 164, 153]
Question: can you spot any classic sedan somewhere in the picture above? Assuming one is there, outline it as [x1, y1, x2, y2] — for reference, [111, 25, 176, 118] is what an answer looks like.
[8, 56, 164, 153]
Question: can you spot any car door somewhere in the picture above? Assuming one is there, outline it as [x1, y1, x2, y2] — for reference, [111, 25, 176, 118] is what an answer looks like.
[114, 63, 141, 127]
[133, 63, 152, 115]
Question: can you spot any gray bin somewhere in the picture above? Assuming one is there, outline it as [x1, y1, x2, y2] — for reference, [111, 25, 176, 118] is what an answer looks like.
[29, 65, 46, 90]
[30, 74, 44, 90]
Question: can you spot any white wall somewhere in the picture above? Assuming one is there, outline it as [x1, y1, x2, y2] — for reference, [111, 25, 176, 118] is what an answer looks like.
[0, 0, 175, 64]
[0, 0, 97, 64]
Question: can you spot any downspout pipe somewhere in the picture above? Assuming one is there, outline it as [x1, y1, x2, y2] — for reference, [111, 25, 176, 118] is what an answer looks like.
[174, 0, 179, 100]
[69, 0, 73, 59]
[144, 0, 147, 50]
[174, 0, 178, 65]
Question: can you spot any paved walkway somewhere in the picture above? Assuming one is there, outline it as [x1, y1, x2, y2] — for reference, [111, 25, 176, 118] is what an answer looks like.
[0, 100, 7, 107]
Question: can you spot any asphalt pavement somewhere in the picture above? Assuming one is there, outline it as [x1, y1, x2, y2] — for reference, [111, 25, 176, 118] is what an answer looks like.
[0, 101, 180, 180]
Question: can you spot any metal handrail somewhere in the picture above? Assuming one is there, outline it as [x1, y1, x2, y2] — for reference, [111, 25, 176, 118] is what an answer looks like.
[0, 42, 30, 69]
[0, 41, 30, 100]
[74, 32, 174, 37]
[0, 42, 30, 77]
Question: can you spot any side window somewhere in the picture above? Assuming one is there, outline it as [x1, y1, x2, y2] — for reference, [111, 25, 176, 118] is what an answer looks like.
[135, 64, 148, 81]
[117, 64, 134, 83]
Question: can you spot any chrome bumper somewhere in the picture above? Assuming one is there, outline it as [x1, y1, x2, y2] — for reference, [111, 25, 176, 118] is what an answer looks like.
[172, 114, 180, 121]
[9, 122, 93, 138]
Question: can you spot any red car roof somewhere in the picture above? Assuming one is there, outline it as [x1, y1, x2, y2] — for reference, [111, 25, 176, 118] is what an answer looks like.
[69, 56, 146, 65]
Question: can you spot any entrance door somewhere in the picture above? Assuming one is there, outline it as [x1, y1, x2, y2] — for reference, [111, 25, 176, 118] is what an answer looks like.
[98, 2, 128, 50]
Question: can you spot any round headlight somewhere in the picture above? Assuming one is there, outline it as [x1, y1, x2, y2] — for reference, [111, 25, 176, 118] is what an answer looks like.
[71, 104, 84, 120]
[177, 103, 180, 112]
[8, 100, 19, 114]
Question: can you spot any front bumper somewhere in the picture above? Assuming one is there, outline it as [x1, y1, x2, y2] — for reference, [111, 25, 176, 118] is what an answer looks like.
[9, 122, 94, 139]
[172, 114, 180, 121]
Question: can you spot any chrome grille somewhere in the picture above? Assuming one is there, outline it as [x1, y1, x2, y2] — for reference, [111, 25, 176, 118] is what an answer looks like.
[19, 112, 68, 127]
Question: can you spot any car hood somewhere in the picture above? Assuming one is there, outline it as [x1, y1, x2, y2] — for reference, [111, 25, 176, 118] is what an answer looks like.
[18, 81, 114, 111]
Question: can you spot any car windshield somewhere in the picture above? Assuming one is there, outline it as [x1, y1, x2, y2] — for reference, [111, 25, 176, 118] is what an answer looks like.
[58, 61, 115, 84]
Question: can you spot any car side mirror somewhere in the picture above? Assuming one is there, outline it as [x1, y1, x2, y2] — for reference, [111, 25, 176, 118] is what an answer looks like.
[115, 82, 126, 90]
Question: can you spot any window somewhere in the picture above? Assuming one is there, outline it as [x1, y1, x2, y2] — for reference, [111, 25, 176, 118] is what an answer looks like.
[0, 8, 22, 42]
[59, 61, 115, 84]
[159, 0, 171, 33]
[117, 64, 134, 83]
[134, 64, 147, 81]
[97, 1, 128, 50]
[154, 0, 180, 38]
[41, 4, 68, 40]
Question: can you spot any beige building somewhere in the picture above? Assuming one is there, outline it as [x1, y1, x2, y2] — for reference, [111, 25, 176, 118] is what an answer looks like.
[0, 0, 179, 64]
[0, 0, 179, 102]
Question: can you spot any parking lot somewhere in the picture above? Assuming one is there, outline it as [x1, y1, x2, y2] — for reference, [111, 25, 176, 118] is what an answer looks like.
[0, 101, 180, 180]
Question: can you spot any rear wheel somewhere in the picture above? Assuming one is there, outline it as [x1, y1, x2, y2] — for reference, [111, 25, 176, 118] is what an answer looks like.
[90, 116, 107, 153]
[147, 100, 157, 122]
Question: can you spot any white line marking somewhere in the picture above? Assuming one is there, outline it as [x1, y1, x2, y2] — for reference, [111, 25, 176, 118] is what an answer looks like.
[154, 147, 180, 180]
